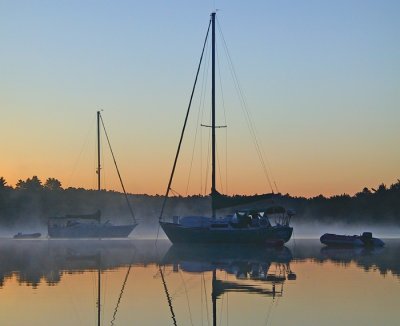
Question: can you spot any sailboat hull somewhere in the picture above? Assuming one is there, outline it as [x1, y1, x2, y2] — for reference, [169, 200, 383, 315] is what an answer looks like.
[160, 222, 293, 244]
[48, 224, 137, 238]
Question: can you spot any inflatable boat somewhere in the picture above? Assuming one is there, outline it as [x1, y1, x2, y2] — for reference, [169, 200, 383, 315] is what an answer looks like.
[320, 232, 384, 247]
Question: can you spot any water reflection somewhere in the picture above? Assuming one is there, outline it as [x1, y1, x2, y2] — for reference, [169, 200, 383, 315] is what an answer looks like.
[0, 239, 399, 288]
[319, 245, 399, 276]
[0, 239, 399, 325]
[0, 239, 165, 287]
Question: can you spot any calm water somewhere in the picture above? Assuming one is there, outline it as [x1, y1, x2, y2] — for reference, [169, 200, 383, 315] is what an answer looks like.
[0, 239, 399, 326]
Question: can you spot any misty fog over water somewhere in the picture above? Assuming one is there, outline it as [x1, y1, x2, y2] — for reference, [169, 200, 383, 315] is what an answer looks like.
[0, 215, 399, 240]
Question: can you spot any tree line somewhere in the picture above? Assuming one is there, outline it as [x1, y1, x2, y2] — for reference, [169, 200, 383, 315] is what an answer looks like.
[0, 176, 399, 226]
[280, 181, 400, 224]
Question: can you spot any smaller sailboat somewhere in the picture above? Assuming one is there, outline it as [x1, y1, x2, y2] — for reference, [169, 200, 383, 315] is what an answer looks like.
[48, 111, 138, 238]
[159, 12, 294, 244]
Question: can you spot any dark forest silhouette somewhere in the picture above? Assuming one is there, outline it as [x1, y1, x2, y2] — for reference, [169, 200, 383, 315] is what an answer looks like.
[0, 176, 399, 226]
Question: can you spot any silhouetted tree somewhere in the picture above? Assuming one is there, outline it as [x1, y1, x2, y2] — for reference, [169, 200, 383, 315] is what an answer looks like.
[390, 180, 400, 191]
[374, 183, 387, 193]
[44, 178, 62, 191]
[16, 176, 43, 191]
[0, 177, 7, 188]
[356, 187, 371, 197]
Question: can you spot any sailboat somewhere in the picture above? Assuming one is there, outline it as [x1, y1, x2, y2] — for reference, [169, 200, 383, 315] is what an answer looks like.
[48, 111, 138, 238]
[159, 12, 294, 244]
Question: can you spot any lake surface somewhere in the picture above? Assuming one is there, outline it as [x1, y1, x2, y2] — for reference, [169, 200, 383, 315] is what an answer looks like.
[0, 239, 399, 326]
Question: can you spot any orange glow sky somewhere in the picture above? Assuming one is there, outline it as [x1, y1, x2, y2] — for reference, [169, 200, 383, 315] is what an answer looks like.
[1, 1, 399, 197]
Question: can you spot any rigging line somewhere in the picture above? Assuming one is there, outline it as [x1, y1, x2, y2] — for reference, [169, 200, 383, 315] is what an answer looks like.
[187, 33, 211, 195]
[170, 274, 199, 299]
[110, 264, 133, 326]
[200, 101, 203, 194]
[216, 43, 228, 194]
[220, 32, 274, 194]
[216, 150, 224, 193]
[200, 273, 207, 326]
[159, 266, 178, 326]
[66, 115, 96, 188]
[99, 114, 137, 224]
[263, 297, 275, 326]
[224, 271, 229, 326]
[185, 95, 201, 196]
[64, 269, 84, 326]
[216, 42, 229, 195]
[202, 273, 211, 326]
[200, 38, 211, 195]
[217, 19, 275, 193]
[204, 115, 212, 195]
[91, 267, 96, 326]
[204, 66, 214, 196]
[100, 250, 109, 326]
[170, 188, 183, 197]
[199, 42, 211, 195]
[101, 128, 106, 191]
[226, 282, 229, 326]
[201, 272, 204, 326]
[185, 35, 210, 196]
[179, 270, 195, 326]
[200, 42, 211, 195]
[159, 19, 212, 221]
[274, 181, 280, 194]
[219, 271, 229, 326]
[233, 61, 278, 194]
[92, 133, 98, 190]
[202, 38, 212, 190]
[219, 291, 225, 326]
[225, 50, 273, 192]
[102, 265, 108, 326]
[110, 240, 137, 321]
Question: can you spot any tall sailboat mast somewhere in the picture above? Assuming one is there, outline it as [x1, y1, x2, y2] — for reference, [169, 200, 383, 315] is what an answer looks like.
[211, 12, 216, 218]
[97, 110, 101, 192]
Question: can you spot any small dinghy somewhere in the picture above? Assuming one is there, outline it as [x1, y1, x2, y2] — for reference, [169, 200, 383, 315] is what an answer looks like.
[13, 232, 41, 239]
[320, 232, 384, 247]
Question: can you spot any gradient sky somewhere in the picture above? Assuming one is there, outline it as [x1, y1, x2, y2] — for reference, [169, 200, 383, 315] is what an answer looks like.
[1, 0, 399, 197]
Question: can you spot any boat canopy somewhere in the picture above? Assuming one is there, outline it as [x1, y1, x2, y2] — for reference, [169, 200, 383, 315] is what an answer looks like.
[235, 206, 287, 215]
[264, 206, 286, 214]
[211, 190, 277, 210]
[49, 210, 101, 222]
